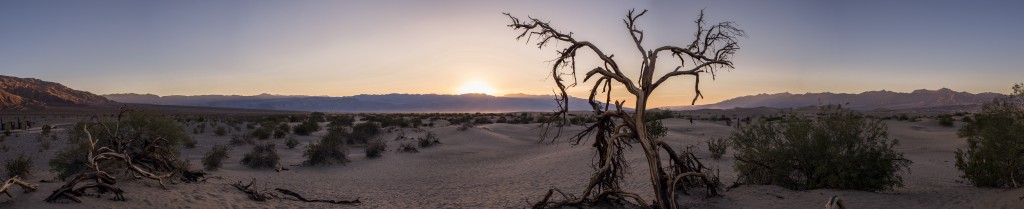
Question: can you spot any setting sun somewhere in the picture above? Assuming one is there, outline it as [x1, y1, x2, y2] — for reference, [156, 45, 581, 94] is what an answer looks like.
[456, 80, 497, 95]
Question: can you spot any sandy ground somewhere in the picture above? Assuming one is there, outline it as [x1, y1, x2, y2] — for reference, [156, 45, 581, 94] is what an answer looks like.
[1, 118, 1022, 208]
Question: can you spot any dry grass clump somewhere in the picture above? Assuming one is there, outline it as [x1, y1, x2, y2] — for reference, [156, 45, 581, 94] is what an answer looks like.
[706, 137, 728, 159]
[417, 132, 441, 148]
[365, 138, 387, 158]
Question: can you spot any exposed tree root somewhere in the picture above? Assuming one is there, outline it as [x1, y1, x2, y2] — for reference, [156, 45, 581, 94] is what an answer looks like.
[274, 188, 360, 205]
[231, 179, 272, 201]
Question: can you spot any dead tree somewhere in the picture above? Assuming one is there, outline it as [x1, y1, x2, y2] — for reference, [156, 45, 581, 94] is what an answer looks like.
[46, 108, 183, 203]
[506, 9, 744, 209]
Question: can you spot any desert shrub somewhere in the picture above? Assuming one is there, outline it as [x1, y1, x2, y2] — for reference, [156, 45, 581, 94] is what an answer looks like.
[349, 122, 381, 144]
[962, 116, 974, 123]
[457, 123, 472, 131]
[3, 130, 10, 136]
[5, 153, 32, 178]
[310, 112, 326, 123]
[365, 138, 387, 158]
[41, 124, 52, 135]
[955, 84, 1024, 188]
[250, 126, 272, 140]
[285, 137, 300, 149]
[183, 136, 198, 149]
[303, 127, 349, 165]
[52, 112, 189, 180]
[49, 139, 90, 180]
[731, 105, 912, 191]
[327, 115, 355, 127]
[418, 132, 441, 148]
[241, 143, 279, 169]
[40, 140, 51, 151]
[203, 144, 231, 171]
[214, 126, 227, 136]
[938, 115, 955, 127]
[707, 137, 728, 159]
[293, 120, 321, 136]
[230, 133, 255, 146]
[397, 142, 419, 153]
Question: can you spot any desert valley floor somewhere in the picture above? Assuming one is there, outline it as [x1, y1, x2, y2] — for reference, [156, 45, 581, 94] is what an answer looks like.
[1, 118, 1022, 209]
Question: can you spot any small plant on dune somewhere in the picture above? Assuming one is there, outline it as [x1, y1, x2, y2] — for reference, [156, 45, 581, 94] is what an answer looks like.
[706, 137, 728, 160]
[731, 105, 912, 191]
[417, 131, 441, 148]
[285, 137, 300, 149]
[302, 127, 349, 166]
[955, 84, 1024, 188]
[230, 133, 255, 146]
[365, 138, 387, 158]
[203, 144, 231, 171]
[241, 143, 279, 169]
[214, 126, 227, 136]
[293, 120, 321, 136]
[938, 114, 955, 127]
[397, 142, 419, 153]
[5, 153, 32, 178]
[183, 136, 198, 149]
[250, 126, 272, 140]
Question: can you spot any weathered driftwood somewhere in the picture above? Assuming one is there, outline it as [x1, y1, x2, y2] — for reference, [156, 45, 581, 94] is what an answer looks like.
[1, 176, 37, 199]
[825, 196, 846, 209]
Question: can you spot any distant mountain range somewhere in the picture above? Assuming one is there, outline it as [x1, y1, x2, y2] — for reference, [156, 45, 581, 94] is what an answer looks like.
[103, 93, 596, 113]
[665, 88, 1003, 111]
[0, 74, 1005, 112]
[0, 75, 114, 110]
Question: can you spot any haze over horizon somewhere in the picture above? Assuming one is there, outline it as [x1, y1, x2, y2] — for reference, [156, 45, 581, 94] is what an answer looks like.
[2, 0, 1022, 107]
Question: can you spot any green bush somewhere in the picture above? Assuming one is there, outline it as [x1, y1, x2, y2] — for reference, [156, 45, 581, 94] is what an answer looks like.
[365, 138, 387, 158]
[731, 105, 912, 191]
[285, 137, 300, 149]
[49, 138, 89, 180]
[955, 84, 1024, 188]
[645, 119, 667, 140]
[707, 137, 728, 160]
[302, 127, 349, 165]
[5, 153, 32, 178]
[241, 143, 279, 169]
[230, 133, 255, 146]
[250, 126, 272, 140]
[203, 144, 231, 171]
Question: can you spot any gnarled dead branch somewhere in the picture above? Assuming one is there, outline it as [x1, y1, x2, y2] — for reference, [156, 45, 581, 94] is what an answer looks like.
[0, 176, 37, 200]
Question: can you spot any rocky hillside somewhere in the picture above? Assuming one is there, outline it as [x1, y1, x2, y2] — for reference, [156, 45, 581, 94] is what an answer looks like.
[0, 75, 114, 109]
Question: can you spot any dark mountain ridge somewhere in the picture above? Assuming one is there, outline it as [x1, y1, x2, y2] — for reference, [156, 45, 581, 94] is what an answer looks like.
[0, 75, 114, 109]
[666, 88, 1003, 111]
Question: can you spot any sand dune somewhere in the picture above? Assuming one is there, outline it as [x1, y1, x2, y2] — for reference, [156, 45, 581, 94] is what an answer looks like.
[1, 119, 1021, 208]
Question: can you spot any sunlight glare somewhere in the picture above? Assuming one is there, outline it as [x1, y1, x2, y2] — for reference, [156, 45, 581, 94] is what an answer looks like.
[456, 80, 497, 95]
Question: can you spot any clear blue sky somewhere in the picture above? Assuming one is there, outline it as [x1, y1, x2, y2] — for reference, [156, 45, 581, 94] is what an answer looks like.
[1, 0, 1021, 107]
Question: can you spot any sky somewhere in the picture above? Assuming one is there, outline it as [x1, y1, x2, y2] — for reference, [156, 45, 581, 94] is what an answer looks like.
[1, 0, 1022, 108]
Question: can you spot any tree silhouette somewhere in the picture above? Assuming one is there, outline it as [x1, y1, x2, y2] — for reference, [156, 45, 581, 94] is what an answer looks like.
[506, 9, 744, 209]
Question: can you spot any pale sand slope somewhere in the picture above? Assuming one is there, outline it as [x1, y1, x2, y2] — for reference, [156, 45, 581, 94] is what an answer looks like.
[1, 119, 1022, 208]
